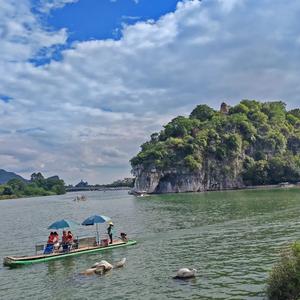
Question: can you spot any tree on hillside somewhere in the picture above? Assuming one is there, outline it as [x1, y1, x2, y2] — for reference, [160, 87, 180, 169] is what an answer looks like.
[190, 104, 215, 121]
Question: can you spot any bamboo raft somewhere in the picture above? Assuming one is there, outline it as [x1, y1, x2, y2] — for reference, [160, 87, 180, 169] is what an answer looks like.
[3, 239, 137, 267]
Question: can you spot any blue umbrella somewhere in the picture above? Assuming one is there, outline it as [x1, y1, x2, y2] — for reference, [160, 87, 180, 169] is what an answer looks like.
[82, 215, 111, 226]
[48, 219, 79, 230]
[82, 215, 111, 244]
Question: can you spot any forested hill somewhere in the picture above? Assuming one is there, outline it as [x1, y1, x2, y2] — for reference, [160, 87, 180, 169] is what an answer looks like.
[131, 100, 300, 194]
[0, 169, 27, 184]
[0, 172, 66, 199]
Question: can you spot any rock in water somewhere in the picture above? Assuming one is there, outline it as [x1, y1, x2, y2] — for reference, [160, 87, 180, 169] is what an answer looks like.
[174, 268, 197, 279]
[113, 257, 126, 268]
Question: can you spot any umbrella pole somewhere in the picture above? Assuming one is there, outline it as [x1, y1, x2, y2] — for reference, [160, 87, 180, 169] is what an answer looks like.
[96, 223, 99, 245]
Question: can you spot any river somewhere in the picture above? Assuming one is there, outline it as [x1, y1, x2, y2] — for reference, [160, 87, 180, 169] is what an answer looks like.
[0, 188, 299, 299]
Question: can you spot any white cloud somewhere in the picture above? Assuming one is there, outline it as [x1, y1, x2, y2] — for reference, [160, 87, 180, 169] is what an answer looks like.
[0, 0, 300, 183]
[217, 0, 244, 12]
[37, 0, 79, 12]
[0, 0, 67, 62]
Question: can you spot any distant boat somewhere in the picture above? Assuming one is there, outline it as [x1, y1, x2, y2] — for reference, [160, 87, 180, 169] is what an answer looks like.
[73, 195, 87, 201]
[128, 190, 148, 197]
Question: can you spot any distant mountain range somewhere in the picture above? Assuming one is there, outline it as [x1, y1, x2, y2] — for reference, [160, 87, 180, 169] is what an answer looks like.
[0, 169, 27, 184]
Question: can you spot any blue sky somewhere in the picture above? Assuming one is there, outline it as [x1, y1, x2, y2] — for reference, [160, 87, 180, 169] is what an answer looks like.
[0, 0, 300, 184]
[31, 0, 181, 64]
[47, 0, 181, 41]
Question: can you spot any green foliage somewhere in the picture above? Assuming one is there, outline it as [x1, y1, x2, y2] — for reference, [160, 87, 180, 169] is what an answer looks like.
[164, 116, 199, 138]
[267, 242, 300, 300]
[224, 133, 242, 153]
[262, 101, 286, 124]
[131, 100, 300, 185]
[289, 109, 300, 119]
[2, 186, 13, 195]
[248, 111, 268, 125]
[7, 179, 26, 195]
[190, 104, 215, 121]
[240, 99, 262, 111]
[286, 114, 299, 126]
[243, 160, 268, 185]
[288, 135, 300, 155]
[229, 103, 249, 115]
[184, 155, 201, 171]
[0, 173, 65, 199]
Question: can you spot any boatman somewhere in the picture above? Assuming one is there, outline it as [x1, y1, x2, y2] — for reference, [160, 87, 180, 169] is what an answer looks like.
[107, 221, 114, 244]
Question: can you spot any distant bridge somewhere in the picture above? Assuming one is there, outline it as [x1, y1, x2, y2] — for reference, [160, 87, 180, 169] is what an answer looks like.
[66, 186, 132, 192]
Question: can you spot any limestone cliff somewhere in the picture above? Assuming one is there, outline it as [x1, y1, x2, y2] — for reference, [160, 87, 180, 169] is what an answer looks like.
[132, 156, 244, 194]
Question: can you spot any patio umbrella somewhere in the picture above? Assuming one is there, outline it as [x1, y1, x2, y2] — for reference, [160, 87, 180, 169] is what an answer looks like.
[48, 219, 79, 230]
[81, 215, 111, 243]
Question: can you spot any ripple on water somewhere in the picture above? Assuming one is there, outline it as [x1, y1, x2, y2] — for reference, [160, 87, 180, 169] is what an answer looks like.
[0, 189, 300, 299]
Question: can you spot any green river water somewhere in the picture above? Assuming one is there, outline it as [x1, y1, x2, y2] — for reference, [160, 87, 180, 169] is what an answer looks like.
[0, 188, 300, 299]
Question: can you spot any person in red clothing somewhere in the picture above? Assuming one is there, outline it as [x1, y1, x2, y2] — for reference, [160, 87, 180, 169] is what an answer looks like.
[62, 230, 68, 244]
[44, 232, 56, 254]
[47, 232, 55, 245]
[67, 231, 73, 244]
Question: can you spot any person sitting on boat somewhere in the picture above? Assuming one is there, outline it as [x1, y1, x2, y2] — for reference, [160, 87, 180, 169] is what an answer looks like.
[53, 232, 60, 251]
[61, 230, 72, 252]
[107, 221, 114, 244]
[67, 231, 74, 245]
[44, 232, 55, 254]
[120, 232, 128, 242]
[47, 232, 55, 245]
[62, 230, 68, 244]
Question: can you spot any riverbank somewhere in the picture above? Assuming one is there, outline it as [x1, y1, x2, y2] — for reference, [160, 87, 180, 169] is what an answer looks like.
[133, 182, 300, 195]
[0, 195, 17, 200]
[0, 191, 59, 201]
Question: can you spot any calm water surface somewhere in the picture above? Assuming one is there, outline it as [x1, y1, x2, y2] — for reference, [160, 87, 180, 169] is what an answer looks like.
[0, 188, 300, 299]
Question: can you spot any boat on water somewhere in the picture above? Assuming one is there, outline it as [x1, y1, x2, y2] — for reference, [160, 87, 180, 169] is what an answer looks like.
[128, 189, 148, 197]
[3, 216, 136, 267]
[4, 239, 137, 267]
[73, 194, 87, 201]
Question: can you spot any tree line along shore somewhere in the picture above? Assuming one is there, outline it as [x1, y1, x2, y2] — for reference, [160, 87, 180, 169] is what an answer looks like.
[0, 172, 65, 200]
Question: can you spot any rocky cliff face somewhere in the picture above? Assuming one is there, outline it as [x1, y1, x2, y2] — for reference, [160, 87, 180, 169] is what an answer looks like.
[132, 157, 244, 194]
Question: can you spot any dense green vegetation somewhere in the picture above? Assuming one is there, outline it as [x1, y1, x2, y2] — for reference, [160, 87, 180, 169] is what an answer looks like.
[267, 242, 300, 300]
[131, 100, 300, 185]
[0, 172, 66, 199]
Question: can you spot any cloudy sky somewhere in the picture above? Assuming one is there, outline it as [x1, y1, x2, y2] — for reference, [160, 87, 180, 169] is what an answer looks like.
[0, 0, 300, 184]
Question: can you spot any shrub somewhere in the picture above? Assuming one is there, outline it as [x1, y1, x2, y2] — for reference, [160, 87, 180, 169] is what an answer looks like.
[229, 103, 249, 115]
[267, 242, 300, 300]
[190, 104, 215, 121]
[184, 155, 200, 171]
